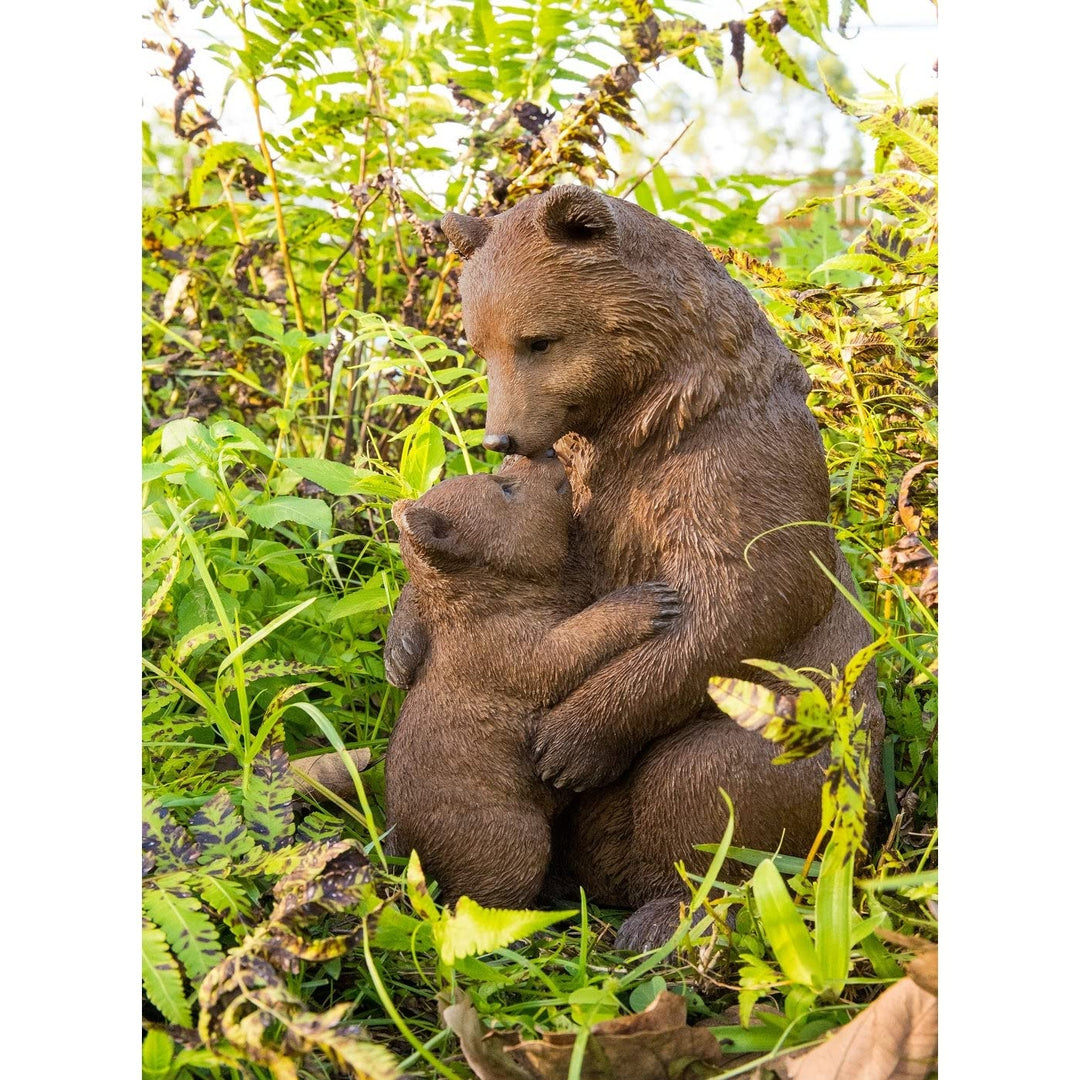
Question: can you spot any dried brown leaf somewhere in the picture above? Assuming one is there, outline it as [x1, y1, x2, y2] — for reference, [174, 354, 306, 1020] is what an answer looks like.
[905, 949, 938, 997]
[444, 991, 727, 1080]
[442, 993, 535, 1080]
[897, 461, 937, 534]
[875, 533, 937, 606]
[768, 977, 937, 1080]
[290, 748, 372, 800]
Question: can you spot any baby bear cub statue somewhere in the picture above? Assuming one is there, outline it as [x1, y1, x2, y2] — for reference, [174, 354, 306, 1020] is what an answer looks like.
[384, 454, 680, 908]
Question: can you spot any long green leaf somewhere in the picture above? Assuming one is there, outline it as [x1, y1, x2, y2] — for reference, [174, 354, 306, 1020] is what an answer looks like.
[400, 418, 446, 496]
[751, 859, 821, 991]
[217, 596, 316, 674]
[287, 701, 385, 866]
[619, 787, 737, 985]
[814, 837, 854, 995]
[142, 549, 182, 631]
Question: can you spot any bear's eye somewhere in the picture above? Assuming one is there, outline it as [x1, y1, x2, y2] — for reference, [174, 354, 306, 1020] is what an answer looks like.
[527, 338, 553, 354]
[500, 482, 516, 498]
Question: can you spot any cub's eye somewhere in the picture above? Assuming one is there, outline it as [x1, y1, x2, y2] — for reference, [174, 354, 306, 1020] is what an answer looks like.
[527, 338, 553, 354]
[500, 483, 516, 497]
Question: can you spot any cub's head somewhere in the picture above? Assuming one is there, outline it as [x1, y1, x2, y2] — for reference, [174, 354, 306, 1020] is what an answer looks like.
[442, 185, 769, 457]
[391, 454, 572, 585]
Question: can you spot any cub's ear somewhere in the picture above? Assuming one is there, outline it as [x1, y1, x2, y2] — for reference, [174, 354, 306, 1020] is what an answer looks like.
[393, 501, 465, 567]
[441, 212, 491, 259]
[540, 185, 616, 244]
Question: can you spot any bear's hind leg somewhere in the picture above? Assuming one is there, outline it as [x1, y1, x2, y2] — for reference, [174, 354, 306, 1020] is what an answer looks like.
[433, 800, 554, 910]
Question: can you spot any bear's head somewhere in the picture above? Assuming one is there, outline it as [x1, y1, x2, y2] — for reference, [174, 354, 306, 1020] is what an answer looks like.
[391, 453, 572, 585]
[442, 185, 783, 457]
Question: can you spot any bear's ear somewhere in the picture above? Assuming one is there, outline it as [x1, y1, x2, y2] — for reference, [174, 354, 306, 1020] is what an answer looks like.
[441, 212, 491, 259]
[393, 501, 465, 568]
[540, 185, 616, 244]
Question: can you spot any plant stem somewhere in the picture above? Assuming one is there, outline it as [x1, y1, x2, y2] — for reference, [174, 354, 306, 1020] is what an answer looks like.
[238, 11, 306, 342]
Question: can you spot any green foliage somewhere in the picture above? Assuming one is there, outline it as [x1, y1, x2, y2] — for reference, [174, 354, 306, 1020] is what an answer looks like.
[143, 0, 936, 1074]
[711, 638, 884, 865]
[433, 895, 578, 966]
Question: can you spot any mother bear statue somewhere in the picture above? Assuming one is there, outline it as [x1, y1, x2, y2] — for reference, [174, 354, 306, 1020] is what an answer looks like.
[384, 184, 884, 949]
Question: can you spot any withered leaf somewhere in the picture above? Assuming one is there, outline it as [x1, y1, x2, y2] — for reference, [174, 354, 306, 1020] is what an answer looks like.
[290, 747, 372, 801]
[875, 534, 937, 606]
[444, 990, 726, 1080]
[897, 461, 937, 534]
[875, 932, 938, 997]
[441, 993, 535, 1080]
[876, 463, 938, 606]
[766, 974, 937, 1080]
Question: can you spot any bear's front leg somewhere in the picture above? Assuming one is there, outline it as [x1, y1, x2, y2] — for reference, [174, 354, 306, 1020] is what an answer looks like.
[383, 581, 429, 689]
[498, 583, 681, 707]
[532, 603, 713, 791]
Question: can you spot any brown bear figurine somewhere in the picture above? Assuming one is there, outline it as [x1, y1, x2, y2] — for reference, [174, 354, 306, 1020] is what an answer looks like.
[387, 185, 884, 948]
[384, 453, 681, 909]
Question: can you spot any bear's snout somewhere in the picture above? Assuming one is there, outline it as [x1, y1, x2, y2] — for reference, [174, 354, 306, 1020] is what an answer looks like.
[483, 433, 514, 454]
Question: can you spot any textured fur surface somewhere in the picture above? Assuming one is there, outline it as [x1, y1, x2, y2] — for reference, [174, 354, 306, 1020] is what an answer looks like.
[383, 454, 680, 908]
[389, 186, 884, 938]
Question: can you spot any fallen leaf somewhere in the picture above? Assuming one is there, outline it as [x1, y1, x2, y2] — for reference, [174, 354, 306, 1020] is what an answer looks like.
[441, 993, 535, 1080]
[906, 950, 938, 998]
[766, 974, 937, 1080]
[876, 531, 937, 607]
[873, 933, 938, 998]
[896, 461, 937, 534]
[443, 990, 727, 1080]
[162, 270, 191, 323]
[877, 461, 937, 606]
[290, 748, 372, 801]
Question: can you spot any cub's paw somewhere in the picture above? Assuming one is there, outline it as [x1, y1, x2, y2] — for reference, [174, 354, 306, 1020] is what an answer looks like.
[384, 628, 426, 690]
[637, 580, 682, 632]
[533, 729, 628, 793]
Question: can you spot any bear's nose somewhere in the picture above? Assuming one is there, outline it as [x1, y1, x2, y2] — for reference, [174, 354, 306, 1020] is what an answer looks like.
[483, 433, 513, 453]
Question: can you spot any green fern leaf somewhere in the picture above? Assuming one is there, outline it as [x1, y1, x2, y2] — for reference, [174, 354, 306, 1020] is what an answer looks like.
[174, 621, 231, 664]
[861, 107, 937, 176]
[433, 896, 575, 965]
[144, 880, 225, 980]
[847, 172, 936, 231]
[708, 676, 832, 762]
[191, 872, 256, 933]
[244, 744, 294, 851]
[142, 917, 192, 1027]
[188, 788, 257, 864]
[294, 809, 345, 845]
[745, 14, 812, 89]
[143, 794, 201, 873]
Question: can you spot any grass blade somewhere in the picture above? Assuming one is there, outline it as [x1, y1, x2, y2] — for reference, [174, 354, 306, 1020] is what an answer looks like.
[752, 859, 821, 991]
[815, 837, 854, 995]
[217, 596, 317, 675]
[286, 700, 386, 869]
[618, 787, 736, 986]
